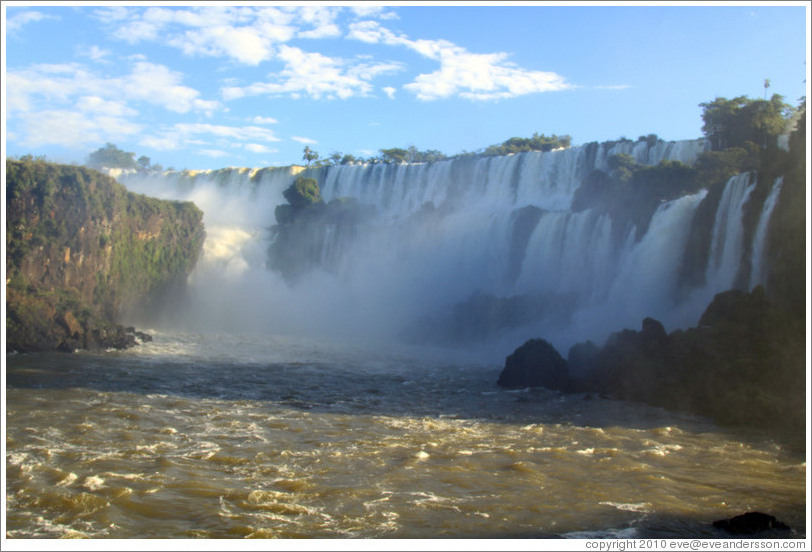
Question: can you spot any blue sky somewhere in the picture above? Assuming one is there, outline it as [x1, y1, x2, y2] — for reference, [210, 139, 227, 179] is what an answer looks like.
[3, 2, 809, 170]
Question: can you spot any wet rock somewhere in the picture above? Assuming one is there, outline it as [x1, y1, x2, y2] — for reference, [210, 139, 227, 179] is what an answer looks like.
[498, 338, 569, 391]
[713, 512, 790, 535]
[57, 311, 83, 337]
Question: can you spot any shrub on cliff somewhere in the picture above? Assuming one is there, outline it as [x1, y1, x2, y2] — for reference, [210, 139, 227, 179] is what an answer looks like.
[282, 176, 322, 211]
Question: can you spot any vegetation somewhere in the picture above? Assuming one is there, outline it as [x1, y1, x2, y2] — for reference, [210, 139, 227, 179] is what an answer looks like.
[479, 133, 571, 156]
[268, 175, 373, 281]
[6, 158, 205, 351]
[305, 132, 570, 168]
[86, 143, 164, 172]
[699, 94, 795, 151]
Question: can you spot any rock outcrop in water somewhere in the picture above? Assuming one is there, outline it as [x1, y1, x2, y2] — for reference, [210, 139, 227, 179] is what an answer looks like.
[6, 158, 205, 352]
[713, 512, 791, 535]
[497, 338, 569, 390]
[498, 287, 806, 436]
[268, 176, 375, 282]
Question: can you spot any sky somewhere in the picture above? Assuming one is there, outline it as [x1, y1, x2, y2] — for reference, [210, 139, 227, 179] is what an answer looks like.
[2, 2, 809, 170]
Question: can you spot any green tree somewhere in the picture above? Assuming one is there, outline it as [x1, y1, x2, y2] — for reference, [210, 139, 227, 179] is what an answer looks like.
[282, 176, 322, 210]
[302, 146, 319, 167]
[137, 155, 151, 171]
[699, 94, 794, 150]
[86, 143, 137, 170]
[380, 147, 409, 163]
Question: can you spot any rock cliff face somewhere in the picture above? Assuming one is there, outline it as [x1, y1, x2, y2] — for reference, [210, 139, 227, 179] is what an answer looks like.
[6, 159, 205, 352]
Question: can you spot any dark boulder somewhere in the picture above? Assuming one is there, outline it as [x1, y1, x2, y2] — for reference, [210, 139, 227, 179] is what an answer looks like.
[713, 512, 790, 535]
[498, 338, 569, 391]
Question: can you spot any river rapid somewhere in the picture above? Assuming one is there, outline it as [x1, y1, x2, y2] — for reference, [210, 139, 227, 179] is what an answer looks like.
[4, 331, 808, 540]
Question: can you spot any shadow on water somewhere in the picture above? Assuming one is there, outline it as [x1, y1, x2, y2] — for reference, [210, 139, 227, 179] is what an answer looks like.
[5, 348, 804, 455]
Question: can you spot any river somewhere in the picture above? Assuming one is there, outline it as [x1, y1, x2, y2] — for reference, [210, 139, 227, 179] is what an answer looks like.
[5, 331, 807, 540]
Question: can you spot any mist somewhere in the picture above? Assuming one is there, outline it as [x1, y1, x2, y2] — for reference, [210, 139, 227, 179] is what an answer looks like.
[117, 138, 780, 363]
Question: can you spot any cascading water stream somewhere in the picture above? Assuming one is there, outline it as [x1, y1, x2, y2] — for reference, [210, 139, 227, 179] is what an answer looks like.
[704, 172, 757, 292]
[749, 177, 784, 289]
[117, 137, 783, 358]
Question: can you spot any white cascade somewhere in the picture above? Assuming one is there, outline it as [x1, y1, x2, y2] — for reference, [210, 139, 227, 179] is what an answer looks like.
[116, 138, 783, 357]
[704, 172, 757, 292]
[749, 176, 783, 289]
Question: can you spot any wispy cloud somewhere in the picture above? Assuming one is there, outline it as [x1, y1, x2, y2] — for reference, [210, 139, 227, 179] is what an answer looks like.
[250, 116, 279, 125]
[6, 60, 222, 149]
[141, 123, 281, 151]
[198, 148, 230, 158]
[81, 45, 113, 62]
[222, 45, 402, 101]
[6, 9, 58, 33]
[291, 136, 317, 145]
[7, 61, 221, 116]
[245, 143, 277, 154]
[348, 20, 572, 101]
[92, 6, 345, 65]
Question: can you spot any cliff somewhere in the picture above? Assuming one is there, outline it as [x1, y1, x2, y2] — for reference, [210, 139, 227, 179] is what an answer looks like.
[6, 159, 205, 352]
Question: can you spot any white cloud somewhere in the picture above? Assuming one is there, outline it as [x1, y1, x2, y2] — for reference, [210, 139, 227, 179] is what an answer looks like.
[5, 60, 222, 149]
[350, 6, 399, 20]
[292, 136, 317, 145]
[169, 25, 274, 65]
[348, 20, 572, 101]
[122, 62, 222, 113]
[17, 109, 142, 149]
[199, 149, 230, 158]
[405, 50, 571, 101]
[382, 86, 397, 99]
[251, 116, 279, 125]
[176, 124, 280, 141]
[76, 96, 138, 118]
[6, 61, 221, 116]
[6, 10, 58, 32]
[94, 6, 346, 65]
[84, 45, 112, 61]
[222, 45, 401, 101]
[141, 123, 281, 152]
[294, 6, 341, 39]
[245, 143, 277, 154]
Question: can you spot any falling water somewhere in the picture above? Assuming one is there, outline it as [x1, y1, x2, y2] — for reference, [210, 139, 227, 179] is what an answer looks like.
[116, 137, 783, 356]
[749, 177, 784, 289]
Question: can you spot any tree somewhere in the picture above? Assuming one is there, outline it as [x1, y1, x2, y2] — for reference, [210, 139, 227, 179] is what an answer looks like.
[380, 148, 409, 163]
[302, 146, 319, 167]
[699, 94, 794, 150]
[86, 143, 137, 170]
[137, 155, 151, 171]
[763, 78, 771, 100]
[282, 176, 322, 210]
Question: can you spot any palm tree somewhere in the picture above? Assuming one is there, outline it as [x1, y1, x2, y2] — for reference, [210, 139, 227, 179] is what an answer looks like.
[763, 78, 771, 100]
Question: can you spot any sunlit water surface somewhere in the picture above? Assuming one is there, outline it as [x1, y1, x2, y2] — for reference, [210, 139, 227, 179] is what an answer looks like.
[5, 332, 807, 539]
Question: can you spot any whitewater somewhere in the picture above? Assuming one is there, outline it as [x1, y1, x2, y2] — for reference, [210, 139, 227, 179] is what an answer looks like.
[6, 138, 805, 540]
[114, 137, 780, 357]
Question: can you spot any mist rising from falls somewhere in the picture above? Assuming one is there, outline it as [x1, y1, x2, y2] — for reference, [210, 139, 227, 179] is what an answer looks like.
[117, 138, 783, 360]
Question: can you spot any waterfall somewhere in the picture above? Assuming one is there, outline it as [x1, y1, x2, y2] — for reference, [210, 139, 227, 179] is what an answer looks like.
[116, 137, 783, 357]
[749, 177, 784, 288]
[704, 172, 757, 292]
